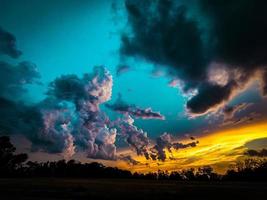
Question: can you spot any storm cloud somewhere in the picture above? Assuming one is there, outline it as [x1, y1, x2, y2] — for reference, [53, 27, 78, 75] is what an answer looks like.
[121, 0, 267, 116]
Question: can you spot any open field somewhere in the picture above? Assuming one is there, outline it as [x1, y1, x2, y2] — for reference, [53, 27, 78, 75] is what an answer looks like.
[0, 178, 266, 199]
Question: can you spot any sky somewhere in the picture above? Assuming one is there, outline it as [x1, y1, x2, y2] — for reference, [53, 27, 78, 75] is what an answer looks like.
[1, 0, 267, 173]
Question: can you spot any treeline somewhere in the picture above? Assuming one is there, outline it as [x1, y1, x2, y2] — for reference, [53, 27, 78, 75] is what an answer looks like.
[1, 136, 267, 181]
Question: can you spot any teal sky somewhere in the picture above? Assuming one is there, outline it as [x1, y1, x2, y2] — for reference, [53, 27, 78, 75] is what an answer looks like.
[0, 0, 207, 139]
[2, 0, 263, 141]
[1, 0, 267, 170]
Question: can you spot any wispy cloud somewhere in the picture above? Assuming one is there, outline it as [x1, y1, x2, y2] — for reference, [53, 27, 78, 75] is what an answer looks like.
[106, 94, 165, 120]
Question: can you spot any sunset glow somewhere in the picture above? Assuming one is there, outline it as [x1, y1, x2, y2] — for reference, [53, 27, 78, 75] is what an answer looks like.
[116, 121, 267, 174]
[1, 0, 267, 177]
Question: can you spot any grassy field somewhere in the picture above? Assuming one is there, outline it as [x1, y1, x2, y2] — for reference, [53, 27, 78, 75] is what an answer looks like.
[0, 178, 266, 199]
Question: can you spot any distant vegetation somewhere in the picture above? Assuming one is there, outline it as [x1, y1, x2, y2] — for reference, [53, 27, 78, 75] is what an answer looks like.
[1, 136, 267, 181]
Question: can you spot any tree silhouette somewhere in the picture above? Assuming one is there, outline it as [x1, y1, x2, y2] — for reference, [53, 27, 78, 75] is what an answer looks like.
[0, 136, 28, 176]
[1, 135, 267, 181]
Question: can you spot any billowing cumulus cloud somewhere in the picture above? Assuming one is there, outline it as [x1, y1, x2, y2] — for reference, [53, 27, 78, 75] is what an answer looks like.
[0, 61, 118, 160]
[38, 108, 75, 158]
[93, 126, 117, 160]
[115, 115, 150, 159]
[106, 94, 165, 120]
[0, 27, 201, 163]
[47, 66, 117, 160]
[48, 66, 113, 106]
[121, 0, 267, 116]
[0, 51, 169, 161]
[0, 97, 75, 157]
[62, 133, 76, 160]
[0, 27, 22, 58]
[113, 116, 197, 162]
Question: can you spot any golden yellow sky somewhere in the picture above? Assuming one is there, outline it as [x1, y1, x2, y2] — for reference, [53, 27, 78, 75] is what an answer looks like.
[24, 120, 267, 174]
[111, 120, 267, 174]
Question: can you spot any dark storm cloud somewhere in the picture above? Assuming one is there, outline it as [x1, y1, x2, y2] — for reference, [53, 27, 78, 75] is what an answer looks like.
[106, 94, 165, 120]
[0, 61, 41, 99]
[199, 0, 267, 67]
[186, 82, 234, 115]
[187, 66, 254, 116]
[245, 149, 267, 157]
[121, 0, 267, 116]
[0, 27, 22, 58]
[121, 0, 206, 83]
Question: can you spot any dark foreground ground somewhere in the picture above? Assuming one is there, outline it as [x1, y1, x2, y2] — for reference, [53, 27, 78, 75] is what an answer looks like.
[0, 178, 266, 200]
